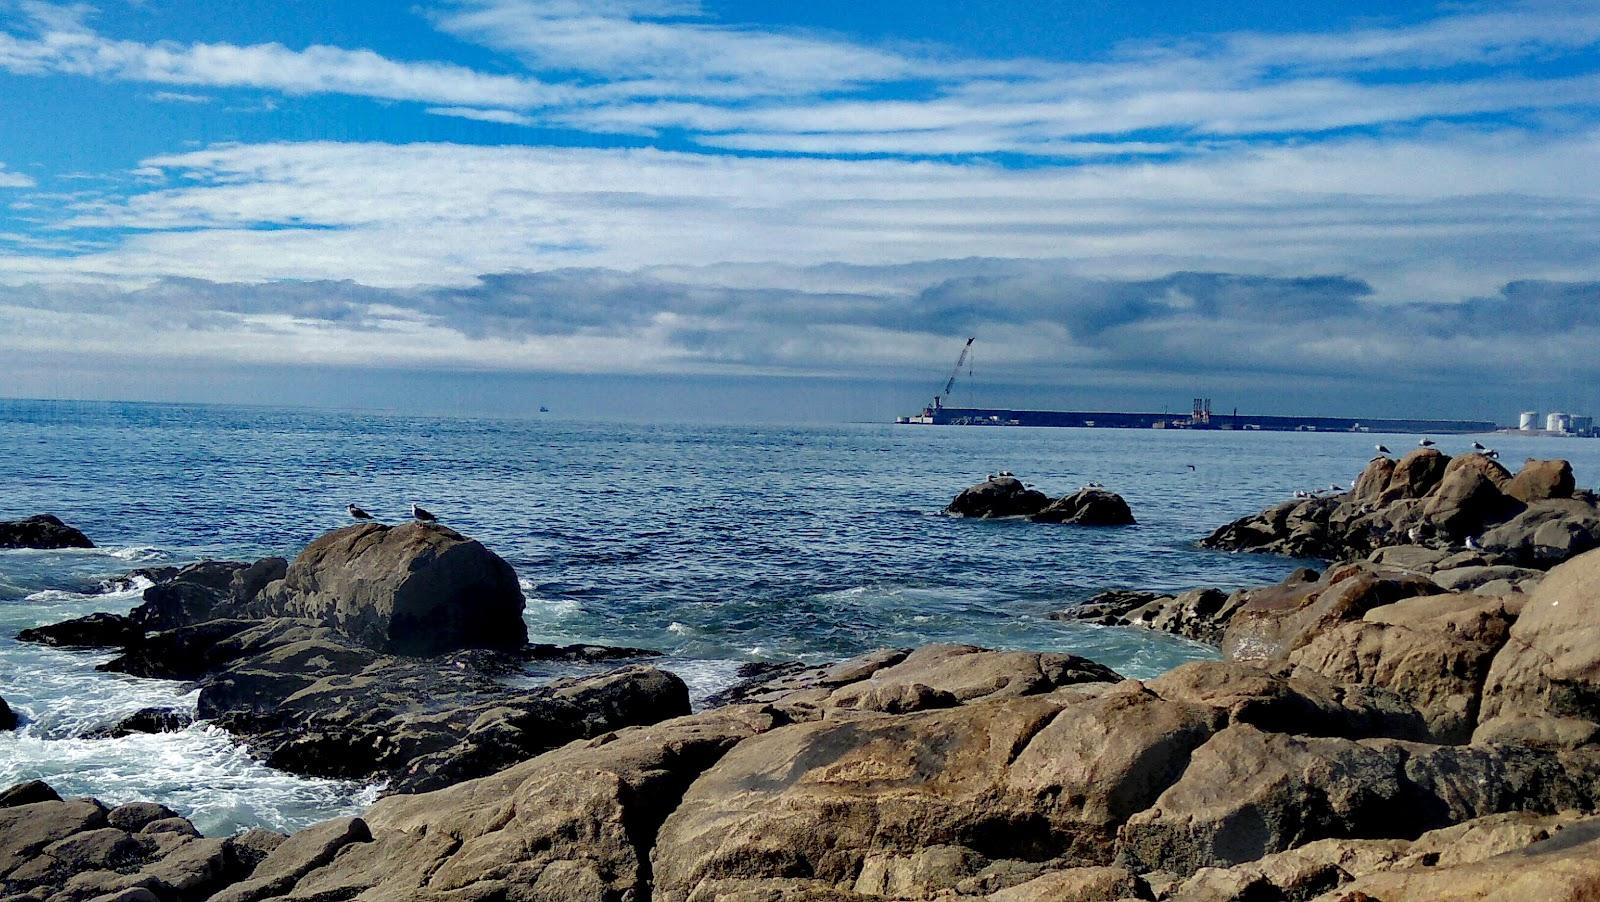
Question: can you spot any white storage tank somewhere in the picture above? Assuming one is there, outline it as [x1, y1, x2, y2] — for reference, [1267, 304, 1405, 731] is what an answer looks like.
[1547, 412, 1572, 433]
[1519, 411, 1539, 431]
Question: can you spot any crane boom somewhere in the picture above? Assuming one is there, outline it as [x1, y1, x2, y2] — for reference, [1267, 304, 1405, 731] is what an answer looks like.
[934, 337, 975, 410]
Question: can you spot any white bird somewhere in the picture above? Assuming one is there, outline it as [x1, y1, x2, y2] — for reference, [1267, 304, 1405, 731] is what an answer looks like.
[346, 504, 374, 522]
[1466, 535, 1484, 552]
[412, 504, 438, 523]
[1418, 439, 1436, 448]
[1294, 490, 1309, 498]
[1472, 441, 1488, 452]
[1486, 449, 1500, 460]
[1329, 483, 1344, 492]
[1408, 526, 1425, 543]
[1375, 444, 1392, 455]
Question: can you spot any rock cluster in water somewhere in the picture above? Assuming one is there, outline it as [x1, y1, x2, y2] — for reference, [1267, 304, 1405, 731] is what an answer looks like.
[17, 522, 682, 794]
[0, 514, 94, 550]
[1204, 450, 1600, 564]
[946, 476, 1136, 525]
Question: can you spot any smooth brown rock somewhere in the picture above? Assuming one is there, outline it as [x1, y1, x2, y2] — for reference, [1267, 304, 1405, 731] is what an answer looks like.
[1287, 620, 1499, 743]
[1505, 458, 1576, 504]
[1118, 725, 1409, 876]
[1474, 547, 1600, 746]
[1221, 566, 1443, 663]
[208, 816, 371, 902]
[983, 865, 1141, 901]
[652, 699, 1066, 900]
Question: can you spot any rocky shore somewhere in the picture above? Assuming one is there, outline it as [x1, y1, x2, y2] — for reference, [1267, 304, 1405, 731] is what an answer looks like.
[6, 461, 1600, 900]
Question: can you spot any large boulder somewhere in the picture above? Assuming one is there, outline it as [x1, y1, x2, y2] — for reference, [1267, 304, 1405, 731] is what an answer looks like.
[1475, 547, 1600, 746]
[1030, 488, 1136, 525]
[252, 522, 526, 655]
[0, 514, 93, 549]
[0, 695, 14, 731]
[1505, 458, 1576, 503]
[944, 477, 1050, 519]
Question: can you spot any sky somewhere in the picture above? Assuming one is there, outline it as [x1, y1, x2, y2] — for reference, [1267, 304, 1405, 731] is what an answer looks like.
[0, 0, 1597, 422]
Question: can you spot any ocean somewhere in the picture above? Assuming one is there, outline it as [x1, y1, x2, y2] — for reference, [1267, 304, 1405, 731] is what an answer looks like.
[3, 398, 1596, 835]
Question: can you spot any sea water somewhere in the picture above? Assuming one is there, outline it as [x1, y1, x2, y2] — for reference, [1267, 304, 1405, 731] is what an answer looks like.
[3, 398, 1597, 834]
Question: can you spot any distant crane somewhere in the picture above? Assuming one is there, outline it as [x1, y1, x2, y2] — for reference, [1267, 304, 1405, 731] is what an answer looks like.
[933, 337, 976, 411]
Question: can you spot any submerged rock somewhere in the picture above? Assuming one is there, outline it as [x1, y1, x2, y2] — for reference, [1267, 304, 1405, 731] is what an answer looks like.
[0, 695, 14, 731]
[0, 513, 94, 549]
[83, 707, 194, 740]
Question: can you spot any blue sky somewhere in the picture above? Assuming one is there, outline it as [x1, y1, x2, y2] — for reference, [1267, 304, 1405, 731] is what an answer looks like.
[1, 0, 1598, 420]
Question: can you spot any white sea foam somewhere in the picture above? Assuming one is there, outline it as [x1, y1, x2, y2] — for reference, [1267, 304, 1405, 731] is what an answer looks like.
[0, 724, 373, 836]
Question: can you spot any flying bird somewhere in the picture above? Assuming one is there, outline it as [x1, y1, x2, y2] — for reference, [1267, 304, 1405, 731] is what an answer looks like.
[412, 504, 438, 523]
[1418, 439, 1436, 448]
[346, 504, 373, 522]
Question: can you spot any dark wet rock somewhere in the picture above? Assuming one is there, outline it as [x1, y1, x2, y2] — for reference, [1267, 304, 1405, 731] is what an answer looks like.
[0, 781, 59, 808]
[1031, 487, 1136, 525]
[249, 522, 527, 655]
[98, 619, 261, 679]
[17, 612, 142, 649]
[944, 476, 1049, 518]
[1055, 586, 1249, 645]
[0, 514, 94, 549]
[0, 695, 13, 731]
[83, 707, 194, 740]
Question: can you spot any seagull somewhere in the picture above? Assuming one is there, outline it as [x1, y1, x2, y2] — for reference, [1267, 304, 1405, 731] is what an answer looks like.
[1408, 526, 1425, 543]
[1186, 464, 1196, 471]
[1294, 490, 1309, 498]
[1466, 535, 1484, 552]
[1418, 439, 1436, 448]
[411, 504, 438, 523]
[1329, 483, 1345, 492]
[1486, 449, 1500, 460]
[1375, 444, 1392, 455]
[1472, 441, 1488, 452]
[346, 504, 374, 522]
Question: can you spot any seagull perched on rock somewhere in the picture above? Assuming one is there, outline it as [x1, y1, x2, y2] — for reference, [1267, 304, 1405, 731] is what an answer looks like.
[1329, 483, 1345, 492]
[411, 504, 438, 523]
[1472, 441, 1488, 452]
[1418, 439, 1436, 448]
[346, 504, 374, 522]
[1466, 535, 1485, 552]
[1375, 444, 1392, 455]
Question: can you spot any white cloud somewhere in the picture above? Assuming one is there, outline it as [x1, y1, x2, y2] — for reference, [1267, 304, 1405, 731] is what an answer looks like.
[0, 4, 560, 108]
[425, 106, 536, 126]
[147, 90, 211, 103]
[0, 163, 35, 187]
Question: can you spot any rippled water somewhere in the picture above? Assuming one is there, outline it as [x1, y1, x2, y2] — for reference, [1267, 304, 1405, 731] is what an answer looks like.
[3, 398, 1598, 833]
